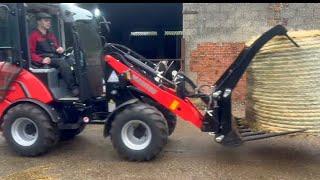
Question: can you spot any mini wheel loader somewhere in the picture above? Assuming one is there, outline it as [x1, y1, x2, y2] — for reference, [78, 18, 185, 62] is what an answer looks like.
[0, 3, 305, 161]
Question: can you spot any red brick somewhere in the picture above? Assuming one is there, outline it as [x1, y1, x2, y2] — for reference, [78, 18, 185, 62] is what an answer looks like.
[190, 42, 246, 102]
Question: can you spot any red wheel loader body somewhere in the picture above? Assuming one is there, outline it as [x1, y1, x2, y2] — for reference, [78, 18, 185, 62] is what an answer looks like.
[0, 3, 307, 161]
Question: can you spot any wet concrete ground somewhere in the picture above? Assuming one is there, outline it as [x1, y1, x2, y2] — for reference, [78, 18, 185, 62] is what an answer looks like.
[0, 119, 320, 180]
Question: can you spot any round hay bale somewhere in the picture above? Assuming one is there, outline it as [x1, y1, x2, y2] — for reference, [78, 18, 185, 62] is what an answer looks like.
[245, 30, 320, 134]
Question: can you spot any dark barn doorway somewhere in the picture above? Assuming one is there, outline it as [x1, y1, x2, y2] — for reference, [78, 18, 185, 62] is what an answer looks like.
[81, 3, 183, 75]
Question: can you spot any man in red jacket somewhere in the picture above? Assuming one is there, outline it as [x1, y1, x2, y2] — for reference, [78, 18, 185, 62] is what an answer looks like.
[29, 12, 79, 96]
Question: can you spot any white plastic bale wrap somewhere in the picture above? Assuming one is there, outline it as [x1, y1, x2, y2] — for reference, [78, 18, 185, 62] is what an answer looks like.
[245, 30, 320, 134]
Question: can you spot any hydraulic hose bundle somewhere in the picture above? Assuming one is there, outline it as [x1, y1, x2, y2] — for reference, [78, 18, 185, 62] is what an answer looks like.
[245, 30, 320, 134]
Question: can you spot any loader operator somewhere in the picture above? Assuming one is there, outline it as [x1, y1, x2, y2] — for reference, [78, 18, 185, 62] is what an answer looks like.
[29, 12, 79, 96]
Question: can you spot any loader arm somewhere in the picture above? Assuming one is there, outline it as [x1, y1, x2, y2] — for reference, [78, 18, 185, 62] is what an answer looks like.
[104, 55, 204, 128]
[214, 24, 297, 91]
[103, 25, 303, 148]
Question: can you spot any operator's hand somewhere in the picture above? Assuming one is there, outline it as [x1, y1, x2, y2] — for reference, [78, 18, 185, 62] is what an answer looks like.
[56, 47, 64, 54]
[42, 57, 51, 64]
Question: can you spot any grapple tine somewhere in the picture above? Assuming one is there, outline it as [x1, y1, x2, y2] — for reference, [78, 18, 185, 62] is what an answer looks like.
[216, 117, 308, 147]
[240, 131, 265, 137]
[239, 129, 251, 133]
[241, 129, 307, 142]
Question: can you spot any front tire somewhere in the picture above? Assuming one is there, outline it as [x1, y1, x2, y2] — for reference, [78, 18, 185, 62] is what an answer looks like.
[160, 109, 177, 136]
[142, 97, 177, 136]
[2, 103, 59, 156]
[110, 103, 168, 161]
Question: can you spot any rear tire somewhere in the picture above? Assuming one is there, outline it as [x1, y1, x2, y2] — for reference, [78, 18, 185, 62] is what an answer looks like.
[2, 103, 59, 156]
[110, 103, 168, 161]
[59, 123, 86, 141]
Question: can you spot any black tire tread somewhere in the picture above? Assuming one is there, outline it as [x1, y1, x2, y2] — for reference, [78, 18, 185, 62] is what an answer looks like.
[141, 97, 177, 136]
[2, 103, 59, 156]
[110, 103, 168, 161]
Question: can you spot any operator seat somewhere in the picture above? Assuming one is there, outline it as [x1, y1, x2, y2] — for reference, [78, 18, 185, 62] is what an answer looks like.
[26, 12, 76, 100]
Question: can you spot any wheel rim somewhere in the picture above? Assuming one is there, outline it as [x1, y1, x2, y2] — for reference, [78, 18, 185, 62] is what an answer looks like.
[121, 120, 152, 150]
[11, 118, 38, 146]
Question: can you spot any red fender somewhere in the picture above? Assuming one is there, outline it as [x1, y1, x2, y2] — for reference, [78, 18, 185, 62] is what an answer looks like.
[14, 69, 53, 102]
[0, 64, 53, 121]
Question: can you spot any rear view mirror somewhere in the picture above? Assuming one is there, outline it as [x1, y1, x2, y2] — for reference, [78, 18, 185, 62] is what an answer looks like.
[93, 8, 110, 35]
[99, 17, 111, 34]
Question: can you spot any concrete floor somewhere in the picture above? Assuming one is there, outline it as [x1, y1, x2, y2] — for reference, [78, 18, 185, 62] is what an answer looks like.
[0, 120, 320, 180]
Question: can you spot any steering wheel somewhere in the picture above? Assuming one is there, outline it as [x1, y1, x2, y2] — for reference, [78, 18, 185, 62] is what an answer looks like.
[64, 47, 74, 57]
[63, 47, 76, 66]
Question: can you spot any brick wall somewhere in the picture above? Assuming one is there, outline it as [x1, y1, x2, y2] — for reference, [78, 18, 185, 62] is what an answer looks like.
[183, 3, 320, 102]
[189, 42, 246, 101]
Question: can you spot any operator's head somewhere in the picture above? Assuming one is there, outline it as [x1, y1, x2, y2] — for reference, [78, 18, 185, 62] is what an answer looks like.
[36, 12, 52, 30]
